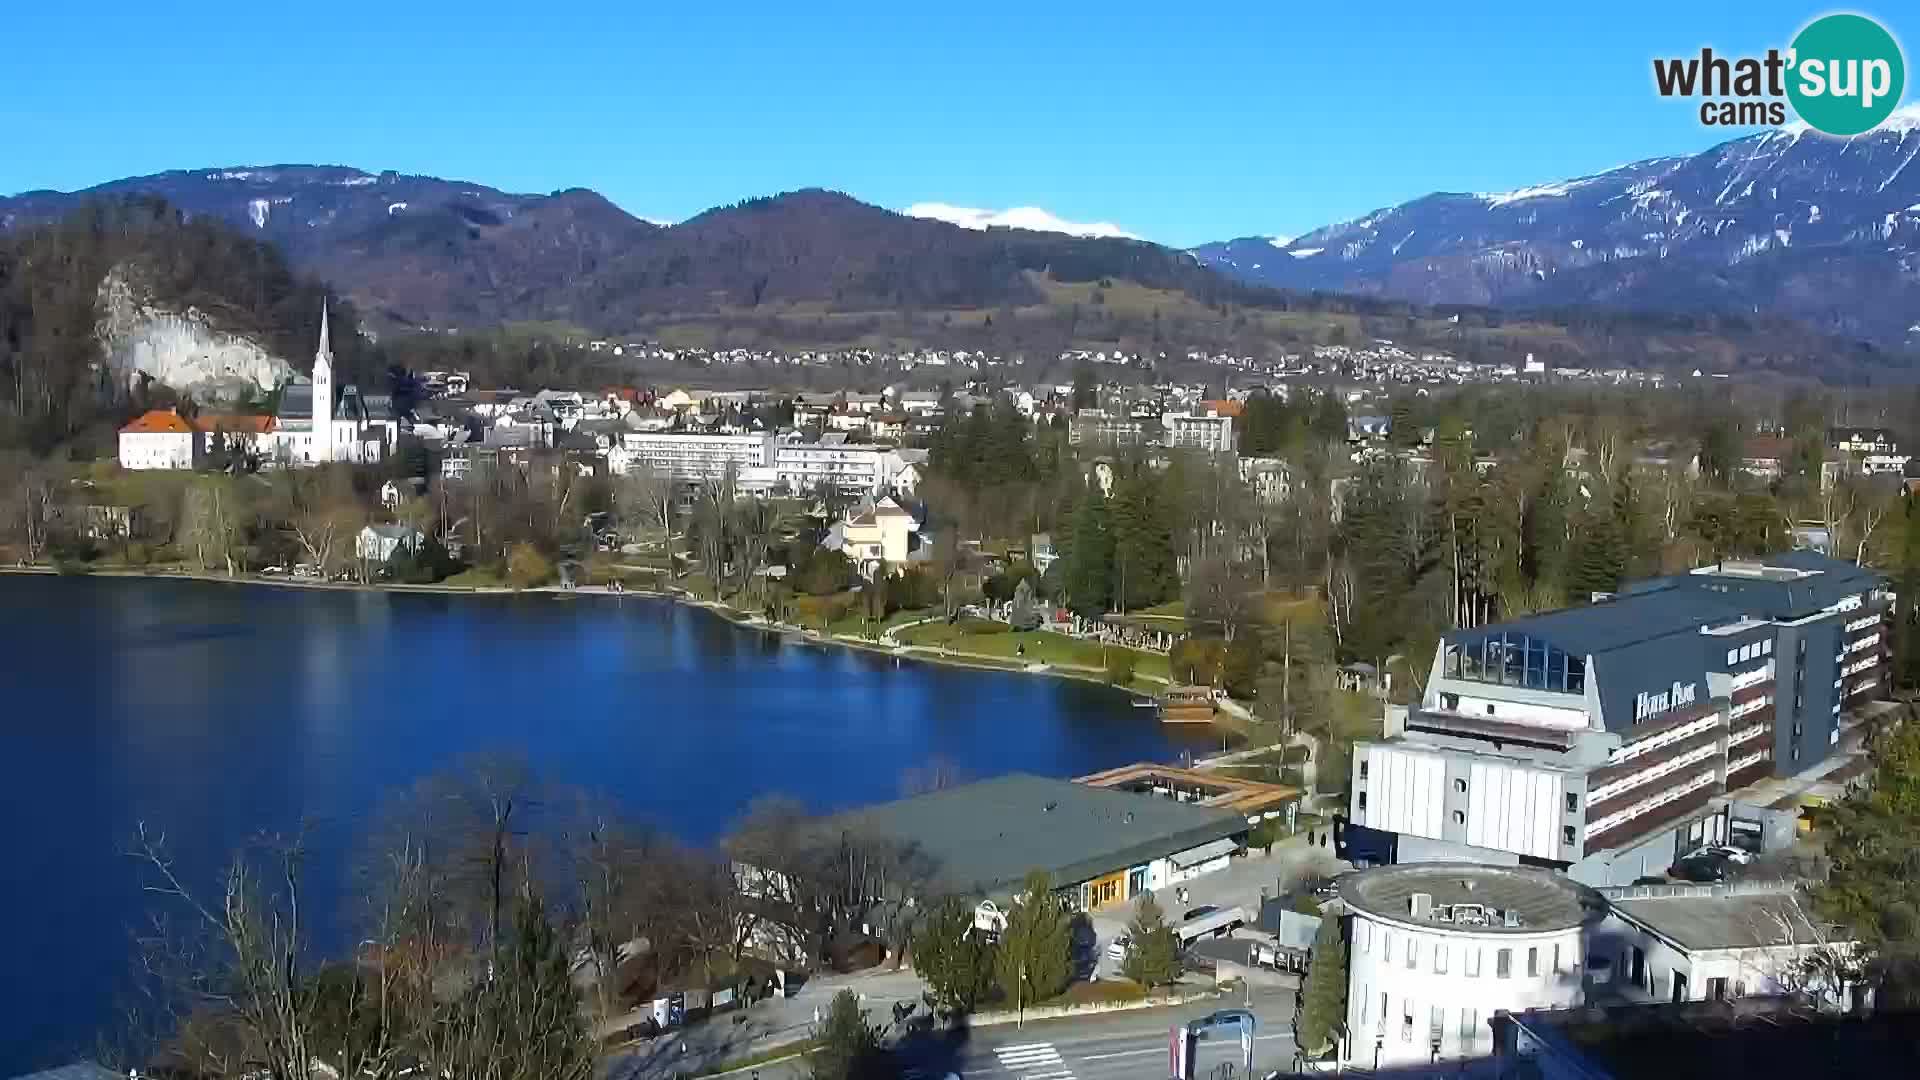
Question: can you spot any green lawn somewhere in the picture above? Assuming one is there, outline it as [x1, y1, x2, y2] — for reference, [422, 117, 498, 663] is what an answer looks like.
[826, 606, 936, 639]
[897, 623, 1170, 681]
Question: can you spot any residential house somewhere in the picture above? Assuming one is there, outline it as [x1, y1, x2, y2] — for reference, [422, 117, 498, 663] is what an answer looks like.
[197, 413, 276, 459]
[1239, 456, 1292, 504]
[898, 390, 943, 415]
[1827, 427, 1908, 476]
[837, 496, 920, 576]
[1741, 437, 1789, 481]
[357, 524, 425, 564]
[1030, 533, 1059, 575]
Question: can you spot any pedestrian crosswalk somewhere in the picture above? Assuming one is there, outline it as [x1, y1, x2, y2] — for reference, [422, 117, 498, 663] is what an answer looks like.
[994, 1041, 1074, 1080]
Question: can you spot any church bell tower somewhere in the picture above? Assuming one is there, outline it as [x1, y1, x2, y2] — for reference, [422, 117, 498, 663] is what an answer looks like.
[313, 302, 335, 464]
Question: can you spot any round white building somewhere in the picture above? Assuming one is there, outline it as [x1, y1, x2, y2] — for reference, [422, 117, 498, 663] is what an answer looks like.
[1336, 863, 1606, 1070]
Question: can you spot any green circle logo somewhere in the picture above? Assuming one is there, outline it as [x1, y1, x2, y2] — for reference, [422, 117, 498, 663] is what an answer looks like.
[1787, 14, 1906, 136]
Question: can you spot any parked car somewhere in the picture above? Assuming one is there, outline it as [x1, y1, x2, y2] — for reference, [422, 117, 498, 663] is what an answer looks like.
[1672, 852, 1732, 883]
[1183, 905, 1219, 922]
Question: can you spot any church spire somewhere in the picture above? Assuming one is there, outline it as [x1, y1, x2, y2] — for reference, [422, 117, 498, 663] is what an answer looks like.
[317, 301, 332, 364]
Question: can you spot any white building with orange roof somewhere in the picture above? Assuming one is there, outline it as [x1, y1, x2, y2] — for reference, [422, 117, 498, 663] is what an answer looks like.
[117, 409, 202, 470]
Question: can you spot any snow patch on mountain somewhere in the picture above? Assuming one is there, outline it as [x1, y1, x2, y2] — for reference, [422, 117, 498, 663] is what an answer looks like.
[1266, 235, 1295, 249]
[903, 202, 1142, 240]
[1782, 101, 1920, 138]
[1288, 247, 1324, 258]
[1480, 179, 1593, 207]
[247, 199, 270, 228]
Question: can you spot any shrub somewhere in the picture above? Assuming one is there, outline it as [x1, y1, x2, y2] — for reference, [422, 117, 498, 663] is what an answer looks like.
[505, 543, 554, 589]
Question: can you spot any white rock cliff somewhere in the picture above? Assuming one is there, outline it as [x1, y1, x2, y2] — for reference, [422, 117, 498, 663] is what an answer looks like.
[95, 266, 293, 401]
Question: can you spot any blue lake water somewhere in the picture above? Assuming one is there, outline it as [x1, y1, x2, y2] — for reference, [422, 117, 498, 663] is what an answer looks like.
[0, 575, 1211, 1070]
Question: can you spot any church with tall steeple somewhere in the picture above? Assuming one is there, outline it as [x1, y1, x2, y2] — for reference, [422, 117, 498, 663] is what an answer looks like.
[312, 302, 336, 463]
[260, 301, 399, 466]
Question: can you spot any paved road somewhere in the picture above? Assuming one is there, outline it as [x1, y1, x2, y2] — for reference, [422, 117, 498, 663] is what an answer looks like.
[680, 989, 1298, 1080]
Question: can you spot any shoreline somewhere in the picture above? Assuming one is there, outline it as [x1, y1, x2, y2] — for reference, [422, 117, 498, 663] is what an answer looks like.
[0, 565, 1201, 712]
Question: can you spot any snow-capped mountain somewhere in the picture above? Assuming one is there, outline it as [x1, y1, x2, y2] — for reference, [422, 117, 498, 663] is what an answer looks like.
[1193, 107, 1920, 344]
[903, 201, 1141, 240]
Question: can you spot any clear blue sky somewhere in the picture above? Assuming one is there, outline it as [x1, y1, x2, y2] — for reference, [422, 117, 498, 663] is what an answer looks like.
[4, 1, 1912, 246]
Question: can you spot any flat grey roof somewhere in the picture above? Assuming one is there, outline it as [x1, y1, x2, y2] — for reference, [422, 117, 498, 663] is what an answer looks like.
[1340, 863, 1607, 935]
[831, 772, 1246, 898]
[1606, 885, 1838, 952]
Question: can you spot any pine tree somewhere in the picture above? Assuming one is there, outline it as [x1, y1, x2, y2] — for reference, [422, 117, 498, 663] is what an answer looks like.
[1120, 893, 1182, 986]
[995, 872, 1073, 1007]
[1296, 912, 1348, 1057]
[911, 898, 997, 1010]
[1109, 466, 1178, 611]
[1569, 498, 1625, 602]
[811, 989, 885, 1080]
[1811, 706, 1920, 1008]
[1062, 491, 1113, 615]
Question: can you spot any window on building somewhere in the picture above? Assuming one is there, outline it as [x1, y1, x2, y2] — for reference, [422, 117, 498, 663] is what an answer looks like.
[1563, 825, 1577, 846]
[1459, 1008, 1479, 1046]
[1402, 1000, 1414, 1042]
[1359, 759, 1368, 779]
[1430, 1005, 1445, 1046]
[1434, 944, 1448, 974]
[1566, 792, 1580, 813]
[1762, 639, 1773, 656]
[1553, 944, 1563, 974]
[1527, 948, 1539, 977]
[1454, 778, 1468, 794]
[1358, 792, 1368, 813]
[1486, 704, 1497, 716]
[1465, 948, 1481, 977]
[1359, 920, 1371, 952]
[1453, 810, 1467, 826]
[1382, 930, 1393, 959]
[1727, 648, 1739, 666]
[1406, 938, 1417, 969]
[1380, 991, 1388, 1028]
[1496, 949, 1512, 978]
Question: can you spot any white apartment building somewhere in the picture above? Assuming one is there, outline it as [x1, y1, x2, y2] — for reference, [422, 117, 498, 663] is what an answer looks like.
[610, 432, 775, 479]
[1163, 408, 1235, 452]
[774, 434, 899, 495]
[1340, 864, 1606, 1070]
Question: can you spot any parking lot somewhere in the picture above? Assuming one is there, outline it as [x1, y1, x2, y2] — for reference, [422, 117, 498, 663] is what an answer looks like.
[1088, 833, 1350, 977]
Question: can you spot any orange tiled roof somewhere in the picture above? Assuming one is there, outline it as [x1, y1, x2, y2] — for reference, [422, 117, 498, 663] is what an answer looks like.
[198, 413, 275, 433]
[1200, 399, 1245, 418]
[119, 410, 196, 434]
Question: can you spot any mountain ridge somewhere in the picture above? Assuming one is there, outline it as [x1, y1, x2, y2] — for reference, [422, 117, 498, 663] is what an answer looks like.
[1191, 117, 1920, 346]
